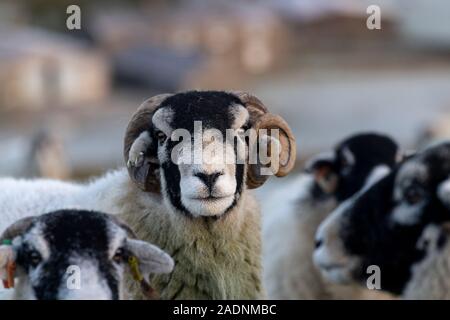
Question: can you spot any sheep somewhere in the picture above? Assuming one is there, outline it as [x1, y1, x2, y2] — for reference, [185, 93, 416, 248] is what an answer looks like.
[0, 90, 296, 299]
[0, 209, 174, 300]
[314, 141, 450, 298]
[263, 132, 399, 299]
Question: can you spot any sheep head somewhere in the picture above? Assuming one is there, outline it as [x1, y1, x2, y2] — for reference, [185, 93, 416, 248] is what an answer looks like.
[0, 210, 174, 300]
[124, 90, 296, 218]
[313, 142, 450, 295]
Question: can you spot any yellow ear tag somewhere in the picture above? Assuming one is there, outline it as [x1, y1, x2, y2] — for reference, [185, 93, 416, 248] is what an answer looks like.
[128, 256, 143, 282]
[128, 255, 160, 299]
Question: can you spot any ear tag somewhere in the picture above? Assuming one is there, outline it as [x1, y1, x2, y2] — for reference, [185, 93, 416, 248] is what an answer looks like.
[128, 255, 143, 282]
[128, 255, 160, 300]
[0, 240, 16, 289]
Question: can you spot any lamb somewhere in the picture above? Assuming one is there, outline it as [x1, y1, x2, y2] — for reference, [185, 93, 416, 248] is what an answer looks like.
[0, 209, 173, 300]
[314, 141, 450, 298]
[0, 90, 296, 299]
[263, 133, 399, 299]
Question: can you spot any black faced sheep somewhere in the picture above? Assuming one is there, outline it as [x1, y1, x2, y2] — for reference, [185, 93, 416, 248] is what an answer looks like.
[0, 90, 296, 299]
[314, 141, 450, 298]
[0, 209, 173, 300]
[263, 133, 399, 299]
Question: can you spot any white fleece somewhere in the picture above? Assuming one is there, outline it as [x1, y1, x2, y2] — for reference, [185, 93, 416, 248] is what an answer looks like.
[0, 168, 264, 300]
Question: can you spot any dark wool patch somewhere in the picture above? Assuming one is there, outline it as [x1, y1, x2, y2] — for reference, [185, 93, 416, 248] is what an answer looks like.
[160, 91, 242, 133]
[332, 133, 399, 202]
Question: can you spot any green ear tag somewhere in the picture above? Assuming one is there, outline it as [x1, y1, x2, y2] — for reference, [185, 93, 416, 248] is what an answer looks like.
[2, 239, 12, 245]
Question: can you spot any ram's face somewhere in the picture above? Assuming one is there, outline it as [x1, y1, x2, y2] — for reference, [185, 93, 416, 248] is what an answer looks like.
[152, 93, 249, 217]
[14, 213, 128, 300]
[313, 142, 450, 294]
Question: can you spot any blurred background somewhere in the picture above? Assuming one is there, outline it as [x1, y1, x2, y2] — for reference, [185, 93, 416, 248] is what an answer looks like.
[1, 0, 450, 194]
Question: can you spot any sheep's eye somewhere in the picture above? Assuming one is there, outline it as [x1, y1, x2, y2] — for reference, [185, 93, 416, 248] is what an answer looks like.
[28, 251, 42, 267]
[404, 186, 424, 205]
[112, 248, 125, 263]
[156, 131, 167, 143]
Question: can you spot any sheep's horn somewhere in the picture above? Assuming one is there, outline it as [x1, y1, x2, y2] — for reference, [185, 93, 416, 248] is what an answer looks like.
[231, 91, 297, 189]
[124, 94, 172, 193]
[255, 113, 297, 178]
[231, 91, 268, 117]
[0, 216, 36, 242]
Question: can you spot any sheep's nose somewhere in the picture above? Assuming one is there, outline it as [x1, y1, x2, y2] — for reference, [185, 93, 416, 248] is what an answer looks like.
[195, 172, 223, 191]
[315, 238, 323, 249]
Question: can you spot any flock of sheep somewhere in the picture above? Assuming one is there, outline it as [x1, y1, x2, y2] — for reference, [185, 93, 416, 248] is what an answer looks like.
[0, 90, 447, 300]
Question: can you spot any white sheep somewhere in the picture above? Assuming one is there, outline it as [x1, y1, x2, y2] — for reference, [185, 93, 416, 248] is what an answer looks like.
[263, 133, 399, 299]
[0, 90, 296, 299]
[0, 209, 173, 300]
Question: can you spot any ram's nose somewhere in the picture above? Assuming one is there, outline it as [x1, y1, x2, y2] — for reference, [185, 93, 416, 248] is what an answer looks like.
[194, 172, 223, 192]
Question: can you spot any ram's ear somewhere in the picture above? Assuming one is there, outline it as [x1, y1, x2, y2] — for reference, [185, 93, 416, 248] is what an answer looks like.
[305, 151, 338, 194]
[126, 239, 174, 277]
[124, 94, 172, 193]
[437, 177, 450, 210]
[126, 131, 158, 192]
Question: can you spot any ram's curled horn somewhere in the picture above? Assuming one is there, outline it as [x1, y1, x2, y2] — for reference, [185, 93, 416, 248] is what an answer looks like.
[0, 216, 36, 242]
[124, 94, 172, 193]
[231, 91, 297, 189]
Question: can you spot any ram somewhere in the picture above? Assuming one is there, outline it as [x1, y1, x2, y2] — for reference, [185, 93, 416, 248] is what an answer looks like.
[0, 90, 296, 299]
[314, 142, 450, 298]
[0, 209, 173, 300]
[263, 133, 399, 299]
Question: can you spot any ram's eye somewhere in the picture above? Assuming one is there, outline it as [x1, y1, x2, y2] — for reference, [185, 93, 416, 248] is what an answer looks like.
[28, 251, 42, 267]
[156, 131, 167, 143]
[112, 248, 125, 263]
[404, 186, 424, 205]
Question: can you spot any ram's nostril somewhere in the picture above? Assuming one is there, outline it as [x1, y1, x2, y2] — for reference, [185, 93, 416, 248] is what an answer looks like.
[315, 238, 323, 249]
[195, 172, 223, 191]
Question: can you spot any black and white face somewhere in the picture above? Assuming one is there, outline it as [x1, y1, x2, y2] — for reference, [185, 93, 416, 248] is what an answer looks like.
[306, 133, 399, 202]
[146, 92, 250, 218]
[314, 142, 450, 294]
[5, 210, 173, 300]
